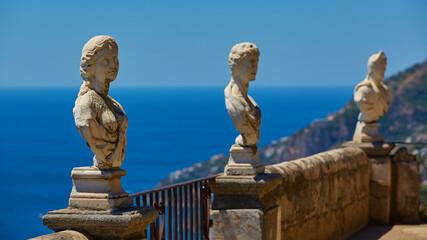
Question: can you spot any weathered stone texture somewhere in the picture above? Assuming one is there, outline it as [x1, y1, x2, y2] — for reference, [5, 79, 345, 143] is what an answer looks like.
[210, 209, 264, 240]
[30, 230, 89, 240]
[224, 42, 264, 176]
[43, 206, 158, 240]
[391, 148, 420, 223]
[265, 147, 370, 240]
[369, 156, 391, 224]
[209, 174, 282, 240]
[353, 50, 390, 143]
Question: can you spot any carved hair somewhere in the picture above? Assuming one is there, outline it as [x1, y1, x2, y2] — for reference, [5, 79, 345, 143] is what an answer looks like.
[78, 35, 118, 96]
[228, 42, 260, 72]
[367, 50, 386, 74]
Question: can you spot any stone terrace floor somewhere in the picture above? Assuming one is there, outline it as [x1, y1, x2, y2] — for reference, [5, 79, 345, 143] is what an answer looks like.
[350, 222, 427, 240]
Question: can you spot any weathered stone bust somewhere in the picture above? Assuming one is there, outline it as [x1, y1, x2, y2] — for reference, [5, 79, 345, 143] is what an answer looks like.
[43, 37, 158, 237]
[353, 50, 391, 142]
[224, 42, 264, 175]
[225, 42, 261, 147]
[73, 35, 128, 169]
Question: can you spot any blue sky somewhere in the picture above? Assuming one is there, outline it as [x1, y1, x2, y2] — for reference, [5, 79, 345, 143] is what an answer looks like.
[1, 0, 426, 87]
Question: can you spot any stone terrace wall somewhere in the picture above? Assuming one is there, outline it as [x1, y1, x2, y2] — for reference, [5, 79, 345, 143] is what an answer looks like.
[265, 147, 370, 240]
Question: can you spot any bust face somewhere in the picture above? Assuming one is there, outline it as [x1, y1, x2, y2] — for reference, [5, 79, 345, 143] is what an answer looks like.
[237, 54, 259, 82]
[372, 61, 386, 81]
[95, 44, 119, 83]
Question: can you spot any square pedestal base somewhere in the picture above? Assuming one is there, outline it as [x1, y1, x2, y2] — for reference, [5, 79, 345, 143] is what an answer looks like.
[353, 121, 384, 143]
[224, 145, 264, 176]
[69, 167, 132, 210]
[43, 206, 159, 240]
[209, 174, 282, 240]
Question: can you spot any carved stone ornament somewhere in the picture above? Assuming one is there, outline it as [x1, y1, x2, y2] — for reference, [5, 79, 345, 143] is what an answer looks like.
[73, 35, 127, 169]
[70, 35, 131, 210]
[224, 42, 264, 175]
[353, 50, 391, 143]
[43, 36, 158, 240]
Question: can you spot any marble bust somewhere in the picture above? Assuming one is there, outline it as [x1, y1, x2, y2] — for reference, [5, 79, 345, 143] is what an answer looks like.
[353, 50, 391, 142]
[225, 42, 261, 147]
[73, 35, 128, 169]
[44, 37, 158, 230]
[224, 42, 264, 175]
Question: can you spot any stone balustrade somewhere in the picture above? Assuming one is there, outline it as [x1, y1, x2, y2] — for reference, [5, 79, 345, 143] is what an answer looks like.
[209, 147, 371, 240]
[209, 145, 419, 240]
[265, 147, 370, 240]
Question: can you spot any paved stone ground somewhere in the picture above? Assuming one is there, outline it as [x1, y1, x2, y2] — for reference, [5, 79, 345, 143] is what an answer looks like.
[350, 223, 427, 240]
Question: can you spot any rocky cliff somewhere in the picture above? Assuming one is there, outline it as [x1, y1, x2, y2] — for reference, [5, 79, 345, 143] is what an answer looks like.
[158, 60, 427, 186]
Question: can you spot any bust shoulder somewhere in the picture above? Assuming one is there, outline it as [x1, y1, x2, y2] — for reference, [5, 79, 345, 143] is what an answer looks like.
[73, 90, 102, 124]
[355, 84, 374, 95]
[224, 83, 232, 96]
[355, 80, 372, 92]
[354, 83, 374, 103]
[77, 90, 107, 108]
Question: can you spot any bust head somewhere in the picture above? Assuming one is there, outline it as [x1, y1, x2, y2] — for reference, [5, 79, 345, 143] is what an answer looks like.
[80, 35, 119, 88]
[367, 50, 387, 82]
[229, 42, 260, 82]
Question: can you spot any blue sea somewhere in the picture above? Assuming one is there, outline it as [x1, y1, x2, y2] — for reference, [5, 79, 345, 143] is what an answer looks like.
[0, 86, 353, 239]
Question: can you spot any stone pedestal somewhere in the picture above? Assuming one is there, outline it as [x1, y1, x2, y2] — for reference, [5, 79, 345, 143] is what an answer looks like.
[343, 141, 395, 224]
[43, 206, 159, 240]
[209, 174, 281, 240]
[369, 154, 392, 224]
[391, 148, 420, 223]
[42, 166, 158, 239]
[353, 121, 384, 143]
[224, 145, 265, 176]
[69, 167, 132, 210]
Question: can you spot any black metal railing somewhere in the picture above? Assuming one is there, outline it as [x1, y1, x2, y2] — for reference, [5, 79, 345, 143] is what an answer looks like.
[130, 175, 219, 240]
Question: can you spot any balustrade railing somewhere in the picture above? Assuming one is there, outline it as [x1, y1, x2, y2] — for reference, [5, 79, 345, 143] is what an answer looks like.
[130, 175, 219, 240]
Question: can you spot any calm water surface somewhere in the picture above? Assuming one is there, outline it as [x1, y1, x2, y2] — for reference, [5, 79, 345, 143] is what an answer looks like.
[0, 86, 353, 239]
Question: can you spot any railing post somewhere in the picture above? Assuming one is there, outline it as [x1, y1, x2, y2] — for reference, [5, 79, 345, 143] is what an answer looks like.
[390, 147, 420, 223]
[128, 176, 216, 240]
[184, 186, 188, 240]
[342, 143, 420, 224]
[189, 184, 194, 240]
[168, 189, 172, 240]
[343, 141, 395, 224]
[209, 174, 281, 240]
